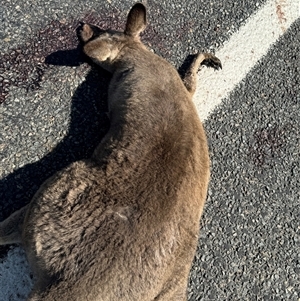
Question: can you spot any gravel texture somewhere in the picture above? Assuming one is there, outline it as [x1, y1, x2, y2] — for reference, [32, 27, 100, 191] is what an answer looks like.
[188, 19, 300, 301]
[0, 0, 299, 300]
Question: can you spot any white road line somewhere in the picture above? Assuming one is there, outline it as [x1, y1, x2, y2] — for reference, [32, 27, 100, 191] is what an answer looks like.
[0, 247, 33, 301]
[194, 0, 300, 121]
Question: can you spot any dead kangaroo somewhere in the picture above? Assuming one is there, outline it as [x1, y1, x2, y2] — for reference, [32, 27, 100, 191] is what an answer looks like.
[0, 3, 221, 301]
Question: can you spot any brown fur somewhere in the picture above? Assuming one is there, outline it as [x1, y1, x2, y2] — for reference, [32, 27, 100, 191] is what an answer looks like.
[0, 3, 221, 300]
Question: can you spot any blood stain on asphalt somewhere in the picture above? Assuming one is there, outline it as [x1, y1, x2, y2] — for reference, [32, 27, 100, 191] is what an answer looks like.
[0, 6, 170, 105]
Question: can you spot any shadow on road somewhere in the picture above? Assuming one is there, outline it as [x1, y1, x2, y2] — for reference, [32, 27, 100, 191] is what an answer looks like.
[0, 47, 111, 230]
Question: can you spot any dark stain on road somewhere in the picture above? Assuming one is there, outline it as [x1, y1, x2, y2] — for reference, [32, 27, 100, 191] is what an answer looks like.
[0, 5, 172, 104]
[248, 124, 290, 168]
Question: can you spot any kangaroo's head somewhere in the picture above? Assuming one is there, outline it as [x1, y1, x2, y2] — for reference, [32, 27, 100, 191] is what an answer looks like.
[77, 3, 147, 71]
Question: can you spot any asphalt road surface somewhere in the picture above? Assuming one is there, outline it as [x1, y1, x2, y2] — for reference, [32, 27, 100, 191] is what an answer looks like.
[0, 0, 299, 300]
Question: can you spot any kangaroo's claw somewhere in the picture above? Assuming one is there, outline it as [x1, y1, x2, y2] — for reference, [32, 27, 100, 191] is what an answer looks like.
[200, 55, 222, 70]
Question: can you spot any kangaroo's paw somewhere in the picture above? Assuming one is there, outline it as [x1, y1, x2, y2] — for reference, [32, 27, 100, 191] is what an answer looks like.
[181, 52, 222, 97]
[199, 53, 222, 70]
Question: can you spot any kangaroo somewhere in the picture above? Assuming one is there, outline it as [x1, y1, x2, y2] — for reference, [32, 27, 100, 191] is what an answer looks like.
[0, 3, 221, 301]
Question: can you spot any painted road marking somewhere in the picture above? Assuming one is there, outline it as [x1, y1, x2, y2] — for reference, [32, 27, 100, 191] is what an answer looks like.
[0, 247, 33, 301]
[194, 0, 300, 121]
[0, 0, 299, 300]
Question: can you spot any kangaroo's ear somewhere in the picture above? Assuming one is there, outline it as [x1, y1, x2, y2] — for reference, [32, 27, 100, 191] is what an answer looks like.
[124, 3, 147, 38]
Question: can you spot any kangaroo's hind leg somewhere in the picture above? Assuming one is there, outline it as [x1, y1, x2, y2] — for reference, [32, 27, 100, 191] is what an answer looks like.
[182, 52, 222, 97]
[0, 205, 28, 245]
